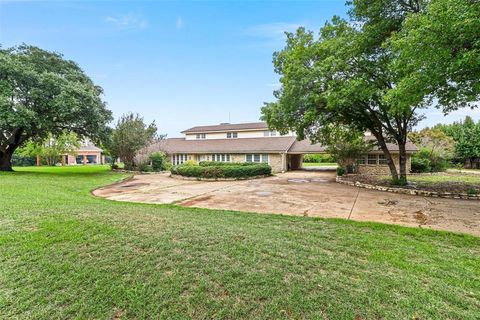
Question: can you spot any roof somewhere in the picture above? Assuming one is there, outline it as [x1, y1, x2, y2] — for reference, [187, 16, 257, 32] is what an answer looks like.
[364, 136, 418, 152]
[152, 136, 417, 154]
[288, 139, 326, 153]
[154, 136, 296, 153]
[78, 145, 103, 152]
[181, 122, 269, 134]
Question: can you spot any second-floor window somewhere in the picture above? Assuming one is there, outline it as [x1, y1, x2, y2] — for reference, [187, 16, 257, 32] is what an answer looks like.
[226, 132, 238, 139]
[263, 131, 277, 137]
[196, 133, 206, 139]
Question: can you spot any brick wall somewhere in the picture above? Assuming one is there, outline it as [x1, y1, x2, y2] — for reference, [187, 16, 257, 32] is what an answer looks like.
[357, 153, 412, 175]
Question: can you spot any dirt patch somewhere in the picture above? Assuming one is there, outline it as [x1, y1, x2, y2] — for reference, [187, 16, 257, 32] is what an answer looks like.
[181, 195, 214, 206]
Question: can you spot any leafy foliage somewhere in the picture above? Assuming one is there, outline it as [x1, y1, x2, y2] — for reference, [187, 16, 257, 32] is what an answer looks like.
[303, 154, 336, 163]
[110, 113, 157, 170]
[149, 151, 168, 172]
[0, 45, 112, 170]
[409, 127, 453, 172]
[172, 162, 272, 179]
[261, 0, 479, 183]
[18, 131, 80, 166]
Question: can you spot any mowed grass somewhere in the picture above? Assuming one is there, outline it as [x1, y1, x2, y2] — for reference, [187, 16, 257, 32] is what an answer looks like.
[1, 166, 479, 319]
[302, 162, 338, 167]
[408, 173, 480, 184]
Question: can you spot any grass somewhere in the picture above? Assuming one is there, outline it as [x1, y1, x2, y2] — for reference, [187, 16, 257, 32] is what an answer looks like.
[1, 166, 479, 319]
[379, 173, 480, 184]
[302, 162, 338, 167]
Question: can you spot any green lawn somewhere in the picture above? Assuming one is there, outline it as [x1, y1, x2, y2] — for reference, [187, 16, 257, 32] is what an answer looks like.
[1, 166, 479, 319]
[302, 162, 338, 167]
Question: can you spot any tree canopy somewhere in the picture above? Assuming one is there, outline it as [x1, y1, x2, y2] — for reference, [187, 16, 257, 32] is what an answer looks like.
[261, 0, 479, 183]
[110, 112, 158, 170]
[0, 45, 112, 170]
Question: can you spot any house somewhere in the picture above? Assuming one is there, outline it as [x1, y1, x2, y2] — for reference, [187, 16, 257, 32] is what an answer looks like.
[60, 144, 105, 165]
[142, 122, 417, 173]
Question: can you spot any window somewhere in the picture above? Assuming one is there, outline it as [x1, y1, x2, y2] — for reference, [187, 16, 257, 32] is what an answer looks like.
[172, 154, 188, 165]
[378, 154, 387, 165]
[246, 154, 269, 163]
[357, 156, 366, 165]
[226, 132, 238, 139]
[367, 154, 377, 165]
[196, 133, 206, 139]
[263, 131, 277, 137]
[212, 154, 231, 162]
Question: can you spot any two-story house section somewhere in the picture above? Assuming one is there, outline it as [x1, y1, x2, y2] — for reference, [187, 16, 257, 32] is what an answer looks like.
[146, 122, 417, 173]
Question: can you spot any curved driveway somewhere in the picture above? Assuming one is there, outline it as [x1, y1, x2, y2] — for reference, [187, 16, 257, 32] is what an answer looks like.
[94, 170, 480, 236]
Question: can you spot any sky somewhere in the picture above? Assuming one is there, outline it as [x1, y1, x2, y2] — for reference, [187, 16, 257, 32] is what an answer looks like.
[1, 0, 479, 137]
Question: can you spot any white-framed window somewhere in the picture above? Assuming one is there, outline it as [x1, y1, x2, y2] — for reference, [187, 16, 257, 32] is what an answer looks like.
[226, 132, 238, 139]
[367, 154, 377, 165]
[263, 131, 277, 137]
[246, 154, 269, 163]
[196, 133, 206, 139]
[378, 154, 388, 165]
[172, 154, 188, 165]
[212, 154, 231, 162]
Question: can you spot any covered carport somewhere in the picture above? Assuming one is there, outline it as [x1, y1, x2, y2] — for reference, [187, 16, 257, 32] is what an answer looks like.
[287, 139, 330, 170]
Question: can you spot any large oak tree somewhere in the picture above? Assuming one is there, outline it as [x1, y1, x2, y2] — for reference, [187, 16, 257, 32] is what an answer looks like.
[0, 45, 112, 171]
[262, 0, 479, 183]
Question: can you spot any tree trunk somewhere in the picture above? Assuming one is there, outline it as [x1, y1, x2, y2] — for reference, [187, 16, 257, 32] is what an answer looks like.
[372, 132, 399, 181]
[398, 140, 408, 184]
[0, 148, 14, 171]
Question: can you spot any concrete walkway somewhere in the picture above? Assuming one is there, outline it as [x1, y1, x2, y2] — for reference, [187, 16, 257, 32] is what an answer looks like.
[94, 171, 480, 236]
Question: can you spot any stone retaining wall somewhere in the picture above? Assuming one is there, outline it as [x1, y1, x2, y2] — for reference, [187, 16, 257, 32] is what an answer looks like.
[336, 176, 480, 200]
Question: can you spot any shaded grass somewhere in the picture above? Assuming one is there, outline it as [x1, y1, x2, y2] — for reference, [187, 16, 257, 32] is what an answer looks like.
[1, 166, 479, 319]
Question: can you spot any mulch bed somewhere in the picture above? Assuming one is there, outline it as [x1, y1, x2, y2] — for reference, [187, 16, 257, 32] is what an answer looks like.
[341, 173, 480, 195]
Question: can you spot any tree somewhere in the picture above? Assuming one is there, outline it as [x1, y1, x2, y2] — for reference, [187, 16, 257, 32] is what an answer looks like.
[313, 125, 372, 172]
[0, 45, 112, 171]
[110, 113, 157, 170]
[441, 117, 480, 168]
[409, 127, 454, 172]
[20, 132, 80, 166]
[261, 0, 478, 184]
[388, 0, 480, 112]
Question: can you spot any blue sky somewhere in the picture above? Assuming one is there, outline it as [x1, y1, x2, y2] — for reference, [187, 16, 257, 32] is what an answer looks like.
[1, 0, 478, 137]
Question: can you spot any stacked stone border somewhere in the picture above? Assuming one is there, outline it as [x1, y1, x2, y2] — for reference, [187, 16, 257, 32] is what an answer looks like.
[336, 175, 480, 200]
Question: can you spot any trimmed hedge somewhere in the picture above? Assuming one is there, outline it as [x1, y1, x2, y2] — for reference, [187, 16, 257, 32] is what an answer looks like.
[172, 162, 272, 179]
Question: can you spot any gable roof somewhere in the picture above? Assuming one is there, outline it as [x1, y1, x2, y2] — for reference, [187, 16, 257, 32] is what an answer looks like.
[152, 136, 417, 155]
[181, 122, 269, 134]
[153, 136, 296, 153]
[78, 145, 103, 152]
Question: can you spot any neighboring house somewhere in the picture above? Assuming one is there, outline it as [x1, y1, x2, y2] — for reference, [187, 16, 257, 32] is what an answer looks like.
[142, 122, 417, 173]
[61, 144, 105, 165]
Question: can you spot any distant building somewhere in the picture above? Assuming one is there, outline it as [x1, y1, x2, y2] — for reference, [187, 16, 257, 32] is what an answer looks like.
[61, 144, 105, 165]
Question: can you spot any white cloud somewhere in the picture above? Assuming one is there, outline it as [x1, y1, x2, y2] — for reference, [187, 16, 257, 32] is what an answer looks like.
[105, 14, 147, 30]
[176, 16, 184, 29]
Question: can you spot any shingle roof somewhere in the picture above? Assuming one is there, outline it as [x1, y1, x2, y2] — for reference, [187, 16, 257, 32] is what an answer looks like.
[364, 136, 418, 152]
[78, 145, 103, 152]
[153, 136, 417, 154]
[155, 136, 297, 153]
[181, 122, 269, 134]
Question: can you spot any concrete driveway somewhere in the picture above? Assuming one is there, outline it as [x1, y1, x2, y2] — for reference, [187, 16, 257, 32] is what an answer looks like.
[94, 170, 480, 236]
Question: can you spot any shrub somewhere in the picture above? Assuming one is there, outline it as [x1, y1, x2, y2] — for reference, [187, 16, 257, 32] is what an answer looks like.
[138, 162, 152, 172]
[11, 154, 36, 167]
[336, 166, 346, 176]
[172, 162, 272, 179]
[149, 152, 167, 172]
[411, 156, 431, 173]
[303, 154, 336, 163]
